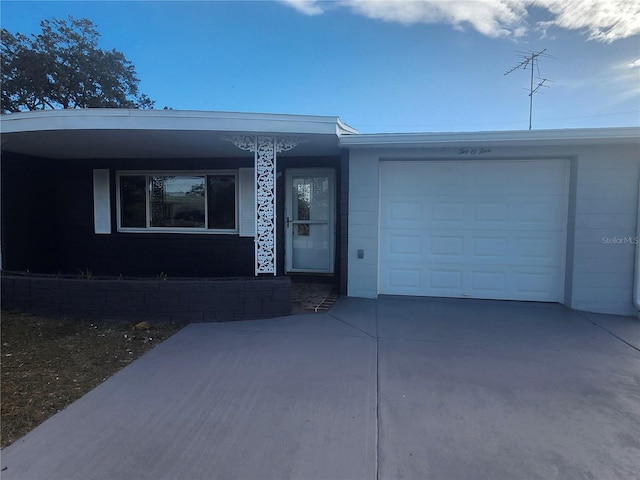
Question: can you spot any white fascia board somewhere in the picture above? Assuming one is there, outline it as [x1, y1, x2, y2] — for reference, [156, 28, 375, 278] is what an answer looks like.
[336, 118, 359, 136]
[0, 109, 351, 136]
[339, 127, 640, 149]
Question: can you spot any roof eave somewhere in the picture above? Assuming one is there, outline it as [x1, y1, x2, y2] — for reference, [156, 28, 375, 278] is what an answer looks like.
[339, 127, 640, 149]
[0, 108, 351, 137]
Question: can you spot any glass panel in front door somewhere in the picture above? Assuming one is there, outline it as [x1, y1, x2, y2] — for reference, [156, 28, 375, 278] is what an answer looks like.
[291, 175, 332, 271]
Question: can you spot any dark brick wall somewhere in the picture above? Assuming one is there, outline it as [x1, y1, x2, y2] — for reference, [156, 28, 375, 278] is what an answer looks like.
[1, 274, 291, 322]
[57, 157, 257, 277]
[1, 153, 58, 272]
[2, 153, 345, 284]
[57, 230, 256, 278]
[1, 155, 256, 277]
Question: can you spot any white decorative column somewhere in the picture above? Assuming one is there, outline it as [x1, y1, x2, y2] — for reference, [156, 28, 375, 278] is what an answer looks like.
[255, 136, 277, 274]
[222, 134, 304, 275]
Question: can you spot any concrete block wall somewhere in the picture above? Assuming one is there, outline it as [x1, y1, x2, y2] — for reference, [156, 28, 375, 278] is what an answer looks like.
[347, 149, 380, 298]
[570, 144, 639, 315]
[1, 275, 291, 323]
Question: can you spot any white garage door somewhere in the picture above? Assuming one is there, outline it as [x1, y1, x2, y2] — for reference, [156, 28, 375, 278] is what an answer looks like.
[379, 160, 568, 302]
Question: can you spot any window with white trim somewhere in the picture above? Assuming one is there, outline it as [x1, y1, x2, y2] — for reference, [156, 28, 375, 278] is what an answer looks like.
[117, 172, 238, 233]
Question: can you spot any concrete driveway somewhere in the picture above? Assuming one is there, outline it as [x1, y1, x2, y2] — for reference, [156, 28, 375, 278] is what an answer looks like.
[2, 297, 639, 480]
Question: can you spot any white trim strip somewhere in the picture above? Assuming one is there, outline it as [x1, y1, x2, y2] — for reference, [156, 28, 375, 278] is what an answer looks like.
[93, 169, 111, 234]
[634, 178, 640, 315]
[239, 168, 256, 237]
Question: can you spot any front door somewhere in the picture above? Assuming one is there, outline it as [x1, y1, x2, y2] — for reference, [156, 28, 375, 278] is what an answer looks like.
[285, 169, 335, 273]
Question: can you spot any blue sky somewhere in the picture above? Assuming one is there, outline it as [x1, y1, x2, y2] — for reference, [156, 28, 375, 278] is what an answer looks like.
[2, 0, 639, 133]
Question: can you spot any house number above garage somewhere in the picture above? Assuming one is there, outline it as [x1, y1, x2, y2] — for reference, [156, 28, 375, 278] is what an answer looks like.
[457, 147, 492, 155]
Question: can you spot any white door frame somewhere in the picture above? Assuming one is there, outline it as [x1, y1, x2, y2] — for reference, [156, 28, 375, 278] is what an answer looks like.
[285, 168, 336, 274]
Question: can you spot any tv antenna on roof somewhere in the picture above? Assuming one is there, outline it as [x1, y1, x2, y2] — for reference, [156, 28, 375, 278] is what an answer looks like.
[504, 49, 554, 130]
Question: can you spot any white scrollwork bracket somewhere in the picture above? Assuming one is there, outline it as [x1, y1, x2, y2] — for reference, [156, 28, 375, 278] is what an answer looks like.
[276, 136, 307, 153]
[221, 134, 256, 152]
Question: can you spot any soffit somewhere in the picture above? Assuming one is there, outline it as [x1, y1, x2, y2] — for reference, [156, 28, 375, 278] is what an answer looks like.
[1, 109, 357, 159]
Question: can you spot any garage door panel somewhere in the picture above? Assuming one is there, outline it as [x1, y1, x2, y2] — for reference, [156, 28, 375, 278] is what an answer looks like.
[515, 197, 567, 227]
[467, 269, 560, 300]
[472, 167, 510, 187]
[470, 270, 507, 293]
[381, 197, 425, 229]
[469, 202, 511, 227]
[383, 164, 425, 190]
[382, 234, 423, 261]
[515, 236, 562, 263]
[424, 165, 472, 190]
[380, 266, 423, 295]
[388, 268, 421, 288]
[379, 160, 567, 302]
[512, 164, 568, 193]
[431, 201, 466, 222]
[470, 198, 564, 230]
[425, 199, 565, 231]
[517, 201, 554, 223]
[428, 269, 464, 293]
[514, 270, 558, 295]
[471, 160, 566, 194]
[388, 200, 423, 221]
[380, 265, 563, 302]
[404, 231, 563, 267]
[430, 235, 464, 257]
[471, 236, 509, 258]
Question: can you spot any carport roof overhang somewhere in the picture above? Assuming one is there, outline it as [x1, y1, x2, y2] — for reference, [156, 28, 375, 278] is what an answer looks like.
[339, 127, 640, 149]
[0, 109, 359, 159]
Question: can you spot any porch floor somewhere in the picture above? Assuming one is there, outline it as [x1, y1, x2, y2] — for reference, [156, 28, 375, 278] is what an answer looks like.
[290, 282, 339, 314]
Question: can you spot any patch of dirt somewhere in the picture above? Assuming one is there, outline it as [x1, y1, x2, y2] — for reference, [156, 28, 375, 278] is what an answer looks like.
[0, 311, 185, 448]
[291, 282, 339, 314]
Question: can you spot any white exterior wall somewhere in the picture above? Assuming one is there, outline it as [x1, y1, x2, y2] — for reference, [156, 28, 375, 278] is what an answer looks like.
[348, 150, 380, 298]
[571, 144, 639, 315]
[347, 141, 640, 316]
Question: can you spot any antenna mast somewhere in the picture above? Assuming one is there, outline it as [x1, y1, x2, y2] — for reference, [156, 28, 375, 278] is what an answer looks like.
[504, 49, 552, 130]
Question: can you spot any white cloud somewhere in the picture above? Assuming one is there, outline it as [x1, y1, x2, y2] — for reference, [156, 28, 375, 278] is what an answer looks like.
[591, 57, 640, 104]
[345, 0, 530, 38]
[626, 59, 640, 69]
[278, 0, 640, 42]
[618, 58, 640, 96]
[535, 0, 640, 43]
[278, 0, 325, 16]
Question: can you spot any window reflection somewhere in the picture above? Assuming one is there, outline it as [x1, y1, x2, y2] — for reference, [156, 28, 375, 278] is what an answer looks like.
[296, 182, 311, 235]
[207, 175, 236, 230]
[120, 175, 146, 228]
[150, 176, 206, 228]
[118, 173, 237, 231]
